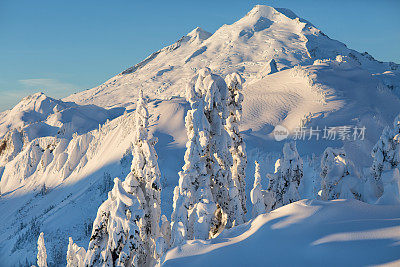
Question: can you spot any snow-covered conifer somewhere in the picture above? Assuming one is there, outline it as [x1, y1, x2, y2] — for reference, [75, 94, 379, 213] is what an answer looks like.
[250, 161, 266, 217]
[66, 237, 86, 267]
[200, 69, 235, 229]
[171, 73, 218, 244]
[36, 232, 47, 267]
[84, 178, 145, 266]
[266, 142, 303, 210]
[155, 215, 172, 259]
[371, 114, 400, 197]
[172, 68, 239, 245]
[376, 168, 400, 205]
[85, 91, 163, 266]
[125, 90, 162, 264]
[320, 147, 361, 201]
[225, 72, 247, 225]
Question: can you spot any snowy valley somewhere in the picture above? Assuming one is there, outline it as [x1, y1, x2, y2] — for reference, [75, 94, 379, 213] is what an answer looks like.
[0, 5, 399, 266]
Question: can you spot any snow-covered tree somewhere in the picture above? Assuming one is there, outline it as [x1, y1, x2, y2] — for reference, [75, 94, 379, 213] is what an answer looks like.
[266, 142, 303, 210]
[172, 68, 241, 245]
[66, 237, 86, 267]
[124, 90, 163, 264]
[320, 147, 361, 201]
[371, 114, 400, 197]
[155, 215, 172, 259]
[85, 92, 164, 266]
[36, 232, 47, 267]
[225, 72, 247, 225]
[200, 69, 235, 229]
[171, 72, 218, 245]
[376, 168, 400, 205]
[250, 161, 266, 218]
[84, 178, 145, 266]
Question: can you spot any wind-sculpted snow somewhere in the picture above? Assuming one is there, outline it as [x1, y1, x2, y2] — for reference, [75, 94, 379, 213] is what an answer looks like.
[163, 199, 400, 266]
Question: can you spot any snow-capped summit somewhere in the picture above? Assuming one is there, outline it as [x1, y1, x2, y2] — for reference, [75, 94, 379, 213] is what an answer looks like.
[64, 5, 399, 108]
[186, 27, 212, 43]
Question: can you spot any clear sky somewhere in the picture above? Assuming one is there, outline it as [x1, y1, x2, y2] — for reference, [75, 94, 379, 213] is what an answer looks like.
[0, 0, 399, 111]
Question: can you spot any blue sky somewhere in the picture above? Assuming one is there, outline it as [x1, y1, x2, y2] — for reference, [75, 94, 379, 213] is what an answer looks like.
[0, 0, 399, 111]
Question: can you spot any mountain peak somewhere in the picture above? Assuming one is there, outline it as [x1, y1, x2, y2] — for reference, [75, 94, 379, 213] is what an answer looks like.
[246, 5, 277, 19]
[187, 27, 212, 42]
[22, 92, 47, 101]
[244, 5, 310, 25]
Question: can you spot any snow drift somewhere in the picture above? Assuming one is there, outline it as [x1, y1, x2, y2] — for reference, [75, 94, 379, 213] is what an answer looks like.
[163, 199, 400, 267]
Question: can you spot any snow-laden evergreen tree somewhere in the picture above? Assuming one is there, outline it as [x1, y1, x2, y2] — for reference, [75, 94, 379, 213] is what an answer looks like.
[171, 73, 218, 245]
[155, 215, 172, 259]
[85, 92, 164, 266]
[225, 72, 247, 225]
[320, 147, 361, 201]
[250, 161, 266, 218]
[160, 215, 171, 248]
[84, 178, 145, 266]
[266, 142, 303, 210]
[66, 237, 86, 267]
[200, 69, 236, 229]
[36, 232, 47, 267]
[172, 68, 241, 245]
[371, 114, 400, 197]
[376, 168, 400, 205]
[124, 89, 163, 264]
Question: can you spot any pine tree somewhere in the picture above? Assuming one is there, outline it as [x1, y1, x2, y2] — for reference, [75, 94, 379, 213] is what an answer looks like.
[200, 69, 235, 229]
[225, 72, 247, 225]
[266, 142, 303, 210]
[155, 215, 172, 259]
[36, 232, 47, 267]
[371, 114, 400, 197]
[250, 161, 266, 218]
[171, 72, 218, 245]
[125, 90, 162, 264]
[85, 92, 163, 266]
[371, 114, 400, 203]
[320, 147, 361, 201]
[84, 178, 145, 266]
[376, 168, 400, 205]
[66, 237, 86, 267]
[172, 68, 241, 245]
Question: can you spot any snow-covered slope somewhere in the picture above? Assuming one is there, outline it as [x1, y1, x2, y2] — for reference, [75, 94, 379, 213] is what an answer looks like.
[64, 5, 399, 108]
[163, 199, 400, 266]
[0, 92, 123, 140]
[0, 98, 189, 265]
[0, 4, 399, 266]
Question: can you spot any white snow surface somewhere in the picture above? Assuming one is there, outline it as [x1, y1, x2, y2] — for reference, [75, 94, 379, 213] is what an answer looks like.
[163, 199, 400, 267]
[0, 5, 399, 266]
[64, 5, 399, 108]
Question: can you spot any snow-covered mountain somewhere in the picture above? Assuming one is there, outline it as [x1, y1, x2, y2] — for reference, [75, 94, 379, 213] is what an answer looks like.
[0, 5, 399, 266]
[64, 5, 399, 108]
[0, 92, 123, 140]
